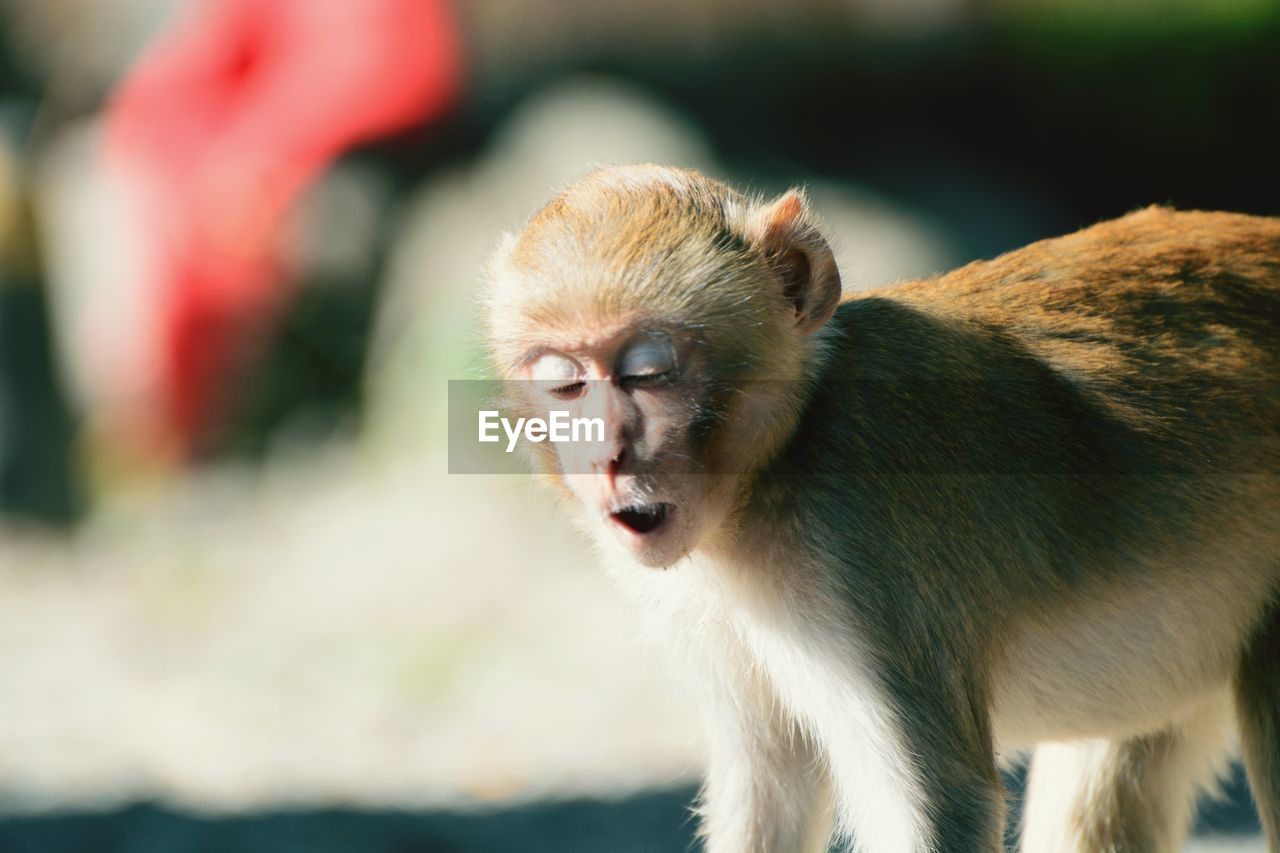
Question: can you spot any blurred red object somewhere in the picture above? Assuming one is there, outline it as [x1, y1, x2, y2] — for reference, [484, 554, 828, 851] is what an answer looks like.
[104, 0, 462, 457]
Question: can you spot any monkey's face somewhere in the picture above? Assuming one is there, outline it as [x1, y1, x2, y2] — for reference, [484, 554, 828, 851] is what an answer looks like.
[486, 165, 842, 568]
[511, 326, 738, 569]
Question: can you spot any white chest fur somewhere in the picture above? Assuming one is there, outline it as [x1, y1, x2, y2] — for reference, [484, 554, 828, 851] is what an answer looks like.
[608, 548, 934, 850]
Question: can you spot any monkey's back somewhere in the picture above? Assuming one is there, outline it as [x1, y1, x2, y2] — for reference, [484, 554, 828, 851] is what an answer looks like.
[914, 208, 1274, 358]
[790, 208, 1280, 742]
[863, 207, 1280, 473]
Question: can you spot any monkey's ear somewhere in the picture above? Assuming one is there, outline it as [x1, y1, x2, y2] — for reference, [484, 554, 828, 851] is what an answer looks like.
[746, 189, 842, 335]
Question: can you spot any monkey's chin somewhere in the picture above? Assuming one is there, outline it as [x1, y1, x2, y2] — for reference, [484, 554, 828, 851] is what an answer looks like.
[605, 503, 691, 569]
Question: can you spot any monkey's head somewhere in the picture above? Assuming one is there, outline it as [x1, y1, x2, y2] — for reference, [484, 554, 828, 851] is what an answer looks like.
[485, 165, 841, 568]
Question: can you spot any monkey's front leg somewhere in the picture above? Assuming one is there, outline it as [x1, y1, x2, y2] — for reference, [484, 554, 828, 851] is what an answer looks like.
[692, 643, 832, 853]
[795, 656, 1007, 852]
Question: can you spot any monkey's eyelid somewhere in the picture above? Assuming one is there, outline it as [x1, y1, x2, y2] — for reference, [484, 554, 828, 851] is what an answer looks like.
[528, 351, 583, 383]
[618, 338, 678, 378]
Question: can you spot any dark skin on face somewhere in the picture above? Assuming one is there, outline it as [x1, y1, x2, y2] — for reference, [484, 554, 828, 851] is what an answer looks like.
[515, 324, 701, 549]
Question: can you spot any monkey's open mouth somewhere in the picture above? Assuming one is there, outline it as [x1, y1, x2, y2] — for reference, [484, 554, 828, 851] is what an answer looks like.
[610, 503, 673, 535]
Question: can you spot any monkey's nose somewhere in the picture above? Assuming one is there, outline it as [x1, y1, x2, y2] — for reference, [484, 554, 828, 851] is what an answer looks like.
[585, 443, 624, 485]
[592, 444, 622, 473]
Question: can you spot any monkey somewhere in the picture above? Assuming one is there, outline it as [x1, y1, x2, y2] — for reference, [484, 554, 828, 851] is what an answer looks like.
[483, 164, 1280, 852]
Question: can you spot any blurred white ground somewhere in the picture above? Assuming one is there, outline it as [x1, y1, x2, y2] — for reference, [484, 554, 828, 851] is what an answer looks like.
[0, 447, 702, 812]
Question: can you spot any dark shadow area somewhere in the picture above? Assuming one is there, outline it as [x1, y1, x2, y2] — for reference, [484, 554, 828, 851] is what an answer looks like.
[1002, 759, 1261, 844]
[643, 9, 1280, 258]
[0, 764, 1261, 853]
[0, 281, 83, 525]
[1193, 760, 1264, 837]
[0, 789, 700, 853]
[216, 267, 383, 462]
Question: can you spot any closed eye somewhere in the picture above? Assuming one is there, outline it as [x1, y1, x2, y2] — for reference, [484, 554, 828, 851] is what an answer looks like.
[549, 380, 586, 400]
[618, 334, 677, 385]
[620, 369, 673, 390]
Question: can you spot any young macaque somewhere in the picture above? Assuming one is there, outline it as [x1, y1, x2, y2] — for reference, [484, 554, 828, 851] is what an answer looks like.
[484, 164, 1280, 852]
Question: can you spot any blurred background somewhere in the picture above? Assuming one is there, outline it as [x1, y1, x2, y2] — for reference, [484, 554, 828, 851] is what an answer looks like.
[0, 0, 1276, 849]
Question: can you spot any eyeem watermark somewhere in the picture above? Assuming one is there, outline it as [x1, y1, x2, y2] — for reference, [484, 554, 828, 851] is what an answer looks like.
[448, 379, 1280, 475]
[478, 410, 605, 453]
